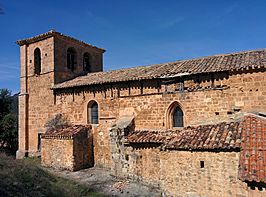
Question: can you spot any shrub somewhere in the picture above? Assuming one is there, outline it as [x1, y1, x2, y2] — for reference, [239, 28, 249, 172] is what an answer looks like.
[44, 114, 71, 132]
[0, 89, 18, 155]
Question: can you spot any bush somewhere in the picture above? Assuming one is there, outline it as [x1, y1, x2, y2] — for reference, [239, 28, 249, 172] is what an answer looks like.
[0, 89, 18, 154]
[0, 114, 17, 153]
[44, 114, 71, 132]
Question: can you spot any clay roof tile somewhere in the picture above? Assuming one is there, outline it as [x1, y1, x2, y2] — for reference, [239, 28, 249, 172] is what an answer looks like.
[53, 48, 266, 89]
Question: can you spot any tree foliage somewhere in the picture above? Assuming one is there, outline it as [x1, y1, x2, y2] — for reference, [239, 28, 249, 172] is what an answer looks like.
[44, 114, 71, 133]
[0, 89, 18, 154]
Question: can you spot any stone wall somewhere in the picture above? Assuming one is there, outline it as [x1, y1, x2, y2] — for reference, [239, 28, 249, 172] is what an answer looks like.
[55, 69, 266, 129]
[17, 34, 104, 159]
[72, 129, 90, 170]
[18, 37, 56, 158]
[54, 35, 104, 84]
[52, 69, 266, 167]
[41, 138, 74, 170]
[41, 130, 91, 171]
[109, 124, 248, 196]
[159, 151, 247, 197]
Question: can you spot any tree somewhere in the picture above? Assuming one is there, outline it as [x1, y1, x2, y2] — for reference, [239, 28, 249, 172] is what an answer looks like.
[44, 114, 71, 132]
[0, 89, 18, 154]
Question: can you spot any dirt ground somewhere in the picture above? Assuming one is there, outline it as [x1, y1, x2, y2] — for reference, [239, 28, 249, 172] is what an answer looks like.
[46, 167, 162, 197]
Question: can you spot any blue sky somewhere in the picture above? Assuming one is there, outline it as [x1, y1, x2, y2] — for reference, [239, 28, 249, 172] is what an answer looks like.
[1, 0, 266, 93]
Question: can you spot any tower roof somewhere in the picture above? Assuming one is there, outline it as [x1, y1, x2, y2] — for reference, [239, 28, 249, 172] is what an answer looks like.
[16, 30, 105, 52]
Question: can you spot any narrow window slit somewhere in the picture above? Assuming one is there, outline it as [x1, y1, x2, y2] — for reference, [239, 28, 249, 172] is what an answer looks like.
[200, 161, 204, 168]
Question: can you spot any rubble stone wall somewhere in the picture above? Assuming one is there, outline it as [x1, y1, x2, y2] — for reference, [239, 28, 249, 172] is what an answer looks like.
[41, 138, 74, 170]
[41, 130, 92, 171]
[109, 124, 249, 196]
[159, 151, 247, 197]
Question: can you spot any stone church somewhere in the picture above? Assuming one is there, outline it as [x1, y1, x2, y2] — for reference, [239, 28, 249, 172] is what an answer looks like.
[16, 30, 266, 196]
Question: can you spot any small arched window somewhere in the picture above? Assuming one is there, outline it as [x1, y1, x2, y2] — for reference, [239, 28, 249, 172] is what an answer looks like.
[67, 47, 76, 71]
[173, 106, 184, 127]
[166, 101, 184, 129]
[88, 101, 99, 124]
[34, 48, 41, 75]
[83, 53, 91, 72]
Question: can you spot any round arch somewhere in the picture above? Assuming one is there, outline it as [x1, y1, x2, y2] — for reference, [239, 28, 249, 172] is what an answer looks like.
[34, 47, 41, 75]
[87, 100, 99, 124]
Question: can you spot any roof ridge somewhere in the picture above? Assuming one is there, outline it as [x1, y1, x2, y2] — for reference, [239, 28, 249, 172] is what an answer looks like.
[181, 48, 266, 61]
[97, 48, 266, 74]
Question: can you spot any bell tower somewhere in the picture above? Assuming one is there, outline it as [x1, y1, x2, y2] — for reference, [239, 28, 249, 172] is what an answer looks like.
[16, 30, 105, 158]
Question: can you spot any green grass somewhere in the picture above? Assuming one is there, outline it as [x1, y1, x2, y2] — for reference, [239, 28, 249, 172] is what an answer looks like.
[0, 153, 104, 197]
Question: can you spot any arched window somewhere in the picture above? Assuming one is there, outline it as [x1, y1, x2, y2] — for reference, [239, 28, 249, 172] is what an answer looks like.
[173, 106, 184, 127]
[166, 101, 184, 129]
[83, 53, 91, 72]
[34, 48, 41, 75]
[67, 47, 76, 71]
[87, 101, 99, 124]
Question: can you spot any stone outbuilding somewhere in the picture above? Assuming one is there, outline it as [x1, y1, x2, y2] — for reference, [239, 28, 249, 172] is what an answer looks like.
[41, 125, 93, 171]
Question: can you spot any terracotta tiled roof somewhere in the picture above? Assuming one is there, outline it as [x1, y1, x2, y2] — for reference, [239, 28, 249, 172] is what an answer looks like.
[165, 122, 242, 150]
[16, 30, 105, 52]
[126, 130, 174, 144]
[126, 114, 266, 183]
[41, 125, 91, 139]
[53, 49, 266, 89]
[238, 115, 266, 183]
[126, 122, 242, 151]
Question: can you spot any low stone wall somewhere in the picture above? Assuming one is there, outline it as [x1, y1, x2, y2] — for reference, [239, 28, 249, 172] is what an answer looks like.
[159, 151, 247, 197]
[111, 141, 248, 196]
[109, 123, 250, 196]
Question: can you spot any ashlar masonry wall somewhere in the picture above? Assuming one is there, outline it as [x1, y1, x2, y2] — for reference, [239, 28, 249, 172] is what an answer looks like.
[18, 37, 55, 158]
[17, 33, 104, 159]
[53, 68, 266, 168]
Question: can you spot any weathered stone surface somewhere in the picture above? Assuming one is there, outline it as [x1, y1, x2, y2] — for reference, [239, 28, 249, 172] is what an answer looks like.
[17, 31, 266, 196]
[109, 122, 247, 196]
[17, 33, 104, 159]
[41, 126, 92, 171]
